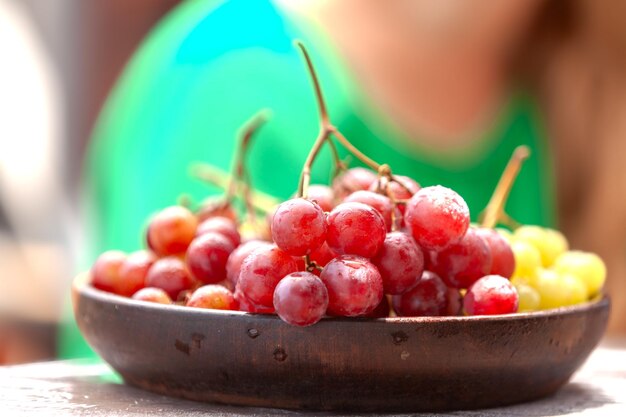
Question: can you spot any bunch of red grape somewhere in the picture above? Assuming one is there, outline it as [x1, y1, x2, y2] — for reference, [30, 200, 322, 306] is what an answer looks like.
[91, 166, 522, 326]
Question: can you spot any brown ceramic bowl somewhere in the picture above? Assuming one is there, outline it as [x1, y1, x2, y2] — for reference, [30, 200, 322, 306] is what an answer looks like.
[73, 275, 609, 412]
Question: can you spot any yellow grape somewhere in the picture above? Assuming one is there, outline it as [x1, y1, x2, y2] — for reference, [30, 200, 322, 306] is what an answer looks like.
[514, 282, 540, 312]
[535, 269, 587, 309]
[514, 225, 568, 267]
[553, 251, 606, 297]
[510, 241, 542, 282]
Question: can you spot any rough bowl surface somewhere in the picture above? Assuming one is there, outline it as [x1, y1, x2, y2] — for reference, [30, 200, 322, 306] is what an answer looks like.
[73, 276, 609, 412]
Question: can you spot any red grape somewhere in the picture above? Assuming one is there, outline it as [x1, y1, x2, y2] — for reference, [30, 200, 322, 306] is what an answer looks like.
[364, 296, 391, 318]
[474, 228, 515, 278]
[464, 275, 519, 315]
[320, 255, 383, 316]
[186, 285, 238, 310]
[131, 287, 172, 304]
[343, 190, 400, 232]
[372, 232, 424, 294]
[147, 206, 198, 256]
[326, 202, 386, 258]
[226, 240, 272, 286]
[392, 271, 448, 316]
[145, 257, 195, 300]
[404, 186, 470, 251]
[430, 228, 492, 289]
[196, 216, 241, 247]
[234, 287, 275, 314]
[332, 167, 378, 200]
[271, 198, 327, 256]
[273, 272, 329, 326]
[369, 175, 420, 201]
[115, 250, 156, 297]
[186, 233, 235, 284]
[446, 287, 463, 316]
[196, 197, 238, 222]
[91, 250, 126, 293]
[307, 184, 335, 212]
[238, 245, 298, 307]
[309, 241, 337, 268]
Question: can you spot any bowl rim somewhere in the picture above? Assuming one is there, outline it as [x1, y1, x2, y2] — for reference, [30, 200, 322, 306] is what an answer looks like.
[73, 273, 610, 325]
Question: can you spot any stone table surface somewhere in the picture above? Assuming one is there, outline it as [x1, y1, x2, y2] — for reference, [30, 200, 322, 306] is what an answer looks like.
[1, 338, 625, 417]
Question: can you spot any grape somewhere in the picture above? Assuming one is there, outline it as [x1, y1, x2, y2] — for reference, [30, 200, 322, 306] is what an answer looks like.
[131, 287, 172, 304]
[307, 184, 335, 212]
[273, 272, 329, 326]
[404, 186, 470, 251]
[369, 174, 420, 202]
[145, 257, 195, 300]
[271, 198, 327, 256]
[91, 250, 126, 293]
[365, 296, 391, 318]
[326, 202, 386, 258]
[510, 241, 542, 281]
[234, 287, 275, 314]
[186, 285, 238, 310]
[237, 245, 298, 307]
[514, 226, 568, 267]
[372, 232, 424, 294]
[186, 233, 235, 284]
[196, 216, 241, 247]
[534, 269, 587, 309]
[309, 241, 337, 268]
[464, 275, 519, 315]
[446, 287, 463, 316]
[343, 190, 400, 232]
[430, 228, 492, 289]
[474, 228, 515, 278]
[115, 250, 156, 297]
[196, 197, 238, 222]
[332, 167, 378, 200]
[513, 282, 540, 312]
[226, 240, 272, 286]
[553, 251, 606, 297]
[392, 271, 448, 316]
[147, 206, 198, 256]
[320, 255, 383, 316]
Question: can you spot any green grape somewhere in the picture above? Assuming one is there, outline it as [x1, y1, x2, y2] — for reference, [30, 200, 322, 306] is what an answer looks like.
[510, 241, 542, 282]
[553, 251, 606, 297]
[513, 282, 540, 312]
[535, 269, 586, 309]
[514, 225, 568, 267]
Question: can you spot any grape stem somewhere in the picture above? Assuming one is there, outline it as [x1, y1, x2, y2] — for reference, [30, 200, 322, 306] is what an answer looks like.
[480, 145, 530, 229]
[191, 163, 280, 213]
[295, 41, 396, 198]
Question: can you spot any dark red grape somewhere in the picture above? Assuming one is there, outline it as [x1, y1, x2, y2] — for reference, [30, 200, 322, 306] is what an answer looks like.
[186, 233, 235, 284]
[147, 206, 198, 256]
[464, 275, 519, 315]
[186, 285, 238, 310]
[446, 287, 463, 316]
[372, 232, 424, 294]
[238, 245, 298, 307]
[474, 228, 515, 278]
[271, 198, 327, 256]
[273, 272, 329, 326]
[430, 228, 492, 289]
[91, 250, 126, 293]
[404, 186, 470, 251]
[332, 167, 378, 200]
[326, 202, 386, 258]
[145, 257, 195, 300]
[115, 250, 156, 297]
[320, 255, 383, 316]
[196, 216, 241, 247]
[343, 190, 399, 231]
[364, 296, 391, 318]
[392, 271, 448, 316]
[131, 287, 172, 304]
[307, 184, 335, 212]
[226, 240, 272, 286]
